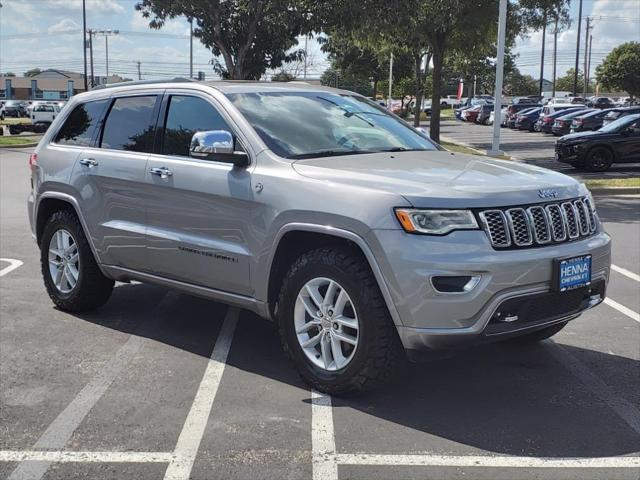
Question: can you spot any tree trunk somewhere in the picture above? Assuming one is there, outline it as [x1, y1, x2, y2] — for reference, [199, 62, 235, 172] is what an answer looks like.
[413, 52, 423, 127]
[429, 44, 445, 144]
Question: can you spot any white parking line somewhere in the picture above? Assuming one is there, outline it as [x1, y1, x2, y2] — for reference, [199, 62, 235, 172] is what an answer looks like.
[312, 390, 338, 480]
[0, 450, 173, 463]
[8, 335, 146, 480]
[604, 298, 640, 323]
[336, 453, 640, 468]
[611, 264, 640, 283]
[163, 307, 239, 480]
[0, 258, 23, 277]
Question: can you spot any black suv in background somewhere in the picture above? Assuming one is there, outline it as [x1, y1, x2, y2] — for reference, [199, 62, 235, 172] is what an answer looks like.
[556, 113, 640, 171]
[588, 97, 615, 109]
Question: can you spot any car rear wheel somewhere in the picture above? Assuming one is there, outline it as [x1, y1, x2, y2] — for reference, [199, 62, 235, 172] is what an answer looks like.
[277, 247, 402, 394]
[41, 209, 114, 312]
[585, 146, 614, 172]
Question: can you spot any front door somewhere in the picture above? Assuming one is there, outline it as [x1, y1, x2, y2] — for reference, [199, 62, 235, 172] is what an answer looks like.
[145, 92, 254, 295]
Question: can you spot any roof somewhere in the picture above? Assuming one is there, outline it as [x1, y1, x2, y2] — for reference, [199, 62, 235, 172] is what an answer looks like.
[0, 76, 78, 90]
[92, 77, 343, 94]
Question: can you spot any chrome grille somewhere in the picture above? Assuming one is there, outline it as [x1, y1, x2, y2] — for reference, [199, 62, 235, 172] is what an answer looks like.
[480, 197, 597, 249]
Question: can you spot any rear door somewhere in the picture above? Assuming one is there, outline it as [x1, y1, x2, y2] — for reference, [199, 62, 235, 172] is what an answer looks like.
[69, 92, 162, 271]
[614, 119, 640, 161]
[144, 91, 254, 295]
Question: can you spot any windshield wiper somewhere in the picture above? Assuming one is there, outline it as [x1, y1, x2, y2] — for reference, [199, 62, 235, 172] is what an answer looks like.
[289, 149, 373, 160]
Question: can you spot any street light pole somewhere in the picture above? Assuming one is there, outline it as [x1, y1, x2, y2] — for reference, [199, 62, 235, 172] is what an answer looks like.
[82, 0, 88, 91]
[96, 29, 119, 84]
[489, 0, 507, 156]
[573, 0, 583, 96]
[189, 18, 193, 79]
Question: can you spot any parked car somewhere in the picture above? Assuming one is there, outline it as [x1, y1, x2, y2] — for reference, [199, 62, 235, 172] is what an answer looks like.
[0, 100, 27, 119]
[537, 107, 585, 134]
[514, 107, 542, 131]
[463, 104, 482, 123]
[570, 109, 613, 133]
[475, 103, 494, 125]
[602, 106, 640, 126]
[555, 113, 640, 171]
[587, 97, 615, 109]
[31, 103, 60, 124]
[551, 109, 595, 136]
[504, 103, 539, 127]
[27, 80, 611, 393]
[439, 95, 467, 108]
[454, 105, 472, 120]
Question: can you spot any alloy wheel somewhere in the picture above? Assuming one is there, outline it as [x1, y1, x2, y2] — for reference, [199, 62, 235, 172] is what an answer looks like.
[48, 229, 80, 293]
[294, 277, 359, 371]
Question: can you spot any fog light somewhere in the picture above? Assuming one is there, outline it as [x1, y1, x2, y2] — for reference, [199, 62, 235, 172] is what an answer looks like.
[431, 275, 481, 293]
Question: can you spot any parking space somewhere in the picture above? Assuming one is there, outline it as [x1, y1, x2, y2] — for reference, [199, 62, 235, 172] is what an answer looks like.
[436, 118, 640, 179]
[1, 148, 639, 479]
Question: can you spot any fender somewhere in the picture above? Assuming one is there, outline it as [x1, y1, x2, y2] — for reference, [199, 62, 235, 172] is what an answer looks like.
[35, 191, 104, 267]
[263, 222, 403, 327]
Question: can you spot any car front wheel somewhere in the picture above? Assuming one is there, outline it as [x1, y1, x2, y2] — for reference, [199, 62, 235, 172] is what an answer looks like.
[277, 247, 401, 394]
[585, 146, 614, 172]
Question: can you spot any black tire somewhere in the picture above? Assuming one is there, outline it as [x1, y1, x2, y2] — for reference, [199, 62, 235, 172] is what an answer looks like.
[585, 146, 614, 172]
[509, 321, 568, 344]
[276, 247, 402, 395]
[40, 209, 114, 312]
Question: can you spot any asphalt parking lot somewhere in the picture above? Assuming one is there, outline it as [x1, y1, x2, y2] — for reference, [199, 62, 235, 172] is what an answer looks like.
[436, 117, 640, 180]
[1, 147, 639, 480]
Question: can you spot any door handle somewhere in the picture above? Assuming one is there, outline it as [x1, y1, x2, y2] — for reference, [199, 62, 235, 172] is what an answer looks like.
[79, 158, 98, 167]
[150, 166, 173, 179]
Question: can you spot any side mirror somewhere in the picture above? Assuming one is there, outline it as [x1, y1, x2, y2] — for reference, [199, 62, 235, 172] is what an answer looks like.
[415, 126, 430, 138]
[190, 130, 250, 167]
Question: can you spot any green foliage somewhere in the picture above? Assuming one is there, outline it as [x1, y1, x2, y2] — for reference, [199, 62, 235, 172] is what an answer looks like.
[271, 71, 297, 82]
[23, 68, 42, 77]
[135, 0, 313, 79]
[320, 68, 373, 96]
[3, 72, 16, 77]
[596, 42, 640, 99]
[554, 68, 593, 93]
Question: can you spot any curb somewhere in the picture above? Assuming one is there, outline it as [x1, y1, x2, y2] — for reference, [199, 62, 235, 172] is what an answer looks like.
[440, 135, 514, 159]
[587, 186, 640, 196]
[0, 142, 39, 149]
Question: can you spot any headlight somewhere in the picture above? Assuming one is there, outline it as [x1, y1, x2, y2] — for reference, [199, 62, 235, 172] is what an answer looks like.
[394, 208, 479, 235]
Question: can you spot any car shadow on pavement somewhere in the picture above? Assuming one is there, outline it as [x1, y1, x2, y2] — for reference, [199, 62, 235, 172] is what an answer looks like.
[593, 196, 640, 225]
[71, 282, 640, 459]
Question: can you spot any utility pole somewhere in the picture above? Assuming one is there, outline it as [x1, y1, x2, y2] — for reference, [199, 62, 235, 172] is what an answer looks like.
[583, 17, 590, 97]
[96, 29, 119, 83]
[586, 33, 593, 95]
[303, 35, 308, 80]
[82, 0, 88, 91]
[573, 0, 583, 95]
[387, 53, 394, 109]
[88, 29, 95, 87]
[552, 13, 558, 97]
[137, 61, 141, 80]
[538, 12, 547, 98]
[489, 0, 507, 156]
[189, 18, 193, 79]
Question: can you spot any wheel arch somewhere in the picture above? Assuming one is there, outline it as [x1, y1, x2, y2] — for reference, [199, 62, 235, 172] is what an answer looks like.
[586, 142, 618, 161]
[35, 192, 102, 264]
[265, 224, 402, 327]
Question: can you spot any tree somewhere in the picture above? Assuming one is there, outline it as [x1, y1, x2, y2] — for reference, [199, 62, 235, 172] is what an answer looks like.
[135, 0, 313, 79]
[596, 42, 640, 99]
[24, 68, 42, 77]
[3, 72, 16, 77]
[555, 68, 592, 93]
[271, 71, 296, 82]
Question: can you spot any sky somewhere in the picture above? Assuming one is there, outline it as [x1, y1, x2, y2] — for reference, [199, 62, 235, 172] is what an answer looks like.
[0, 0, 638, 82]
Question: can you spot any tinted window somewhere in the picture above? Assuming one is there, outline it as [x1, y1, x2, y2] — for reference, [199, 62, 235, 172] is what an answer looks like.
[101, 96, 158, 152]
[162, 96, 231, 157]
[55, 99, 108, 147]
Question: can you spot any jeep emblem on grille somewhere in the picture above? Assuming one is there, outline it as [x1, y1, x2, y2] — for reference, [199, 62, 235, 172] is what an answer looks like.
[538, 189, 559, 199]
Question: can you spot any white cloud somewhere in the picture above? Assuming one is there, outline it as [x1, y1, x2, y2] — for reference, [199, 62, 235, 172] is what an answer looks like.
[48, 18, 80, 34]
[42, 0, 125, 15]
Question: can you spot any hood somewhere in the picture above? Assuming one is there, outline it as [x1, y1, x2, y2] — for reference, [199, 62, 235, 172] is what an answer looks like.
[292, 151, 584, 208]
[559, 130, 610, 142]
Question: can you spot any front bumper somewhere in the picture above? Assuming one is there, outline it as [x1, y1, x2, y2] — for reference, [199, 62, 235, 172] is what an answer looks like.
[366, 228, 611, 351]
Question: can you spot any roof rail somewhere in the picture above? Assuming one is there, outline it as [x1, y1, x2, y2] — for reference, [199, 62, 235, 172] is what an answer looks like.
[92, 77, 195, 90]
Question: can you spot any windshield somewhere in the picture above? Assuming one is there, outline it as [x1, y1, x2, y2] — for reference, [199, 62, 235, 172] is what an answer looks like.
[599, 114, 640, 133]
[226, 92, 438, 159]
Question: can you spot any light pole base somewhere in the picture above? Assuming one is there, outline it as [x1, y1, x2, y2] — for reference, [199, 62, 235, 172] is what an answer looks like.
[487, 149, 505, 157]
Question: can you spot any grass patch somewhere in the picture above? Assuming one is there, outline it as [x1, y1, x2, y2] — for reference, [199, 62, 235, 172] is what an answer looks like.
[0, 135, 41, 146]
[439, 108, 455, 119]
[584, 178, 640, 189]
[441, 141, 511, 160]
[0, 118, 31, 125]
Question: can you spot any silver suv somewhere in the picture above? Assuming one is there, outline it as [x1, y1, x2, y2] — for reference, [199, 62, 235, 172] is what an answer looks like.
[28, 80, 611, 394]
